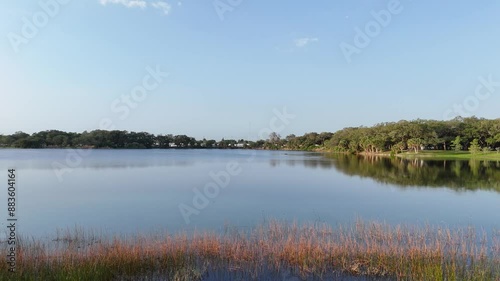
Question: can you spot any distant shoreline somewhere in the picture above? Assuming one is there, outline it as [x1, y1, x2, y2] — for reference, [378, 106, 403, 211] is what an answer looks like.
[2, 146, 500, 161]
[2, 117, 499, 154]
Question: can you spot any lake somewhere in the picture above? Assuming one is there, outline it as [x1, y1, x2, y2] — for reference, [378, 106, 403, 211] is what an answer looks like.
[1, 149, 499, 239]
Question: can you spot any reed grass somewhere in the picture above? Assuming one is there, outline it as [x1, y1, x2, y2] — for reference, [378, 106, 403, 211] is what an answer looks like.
[1, 220, 499, 280]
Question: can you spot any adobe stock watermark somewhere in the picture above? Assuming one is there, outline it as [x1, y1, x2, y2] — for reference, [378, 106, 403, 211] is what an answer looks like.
[213, 0, 243, 21]
[51, 65, 169, 182]
[104, 65, 169, 129]
[178, 106, 295, 225]
[339, 0, 405, 64]
[7, 0, 71, 54]
[443, 74, 499, 120]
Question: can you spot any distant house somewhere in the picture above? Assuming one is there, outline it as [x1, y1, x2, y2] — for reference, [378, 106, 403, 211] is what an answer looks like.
[169, 143, 178, 148]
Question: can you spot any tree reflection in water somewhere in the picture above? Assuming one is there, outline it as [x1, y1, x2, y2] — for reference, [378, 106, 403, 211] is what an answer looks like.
[268, 153, 500, 192]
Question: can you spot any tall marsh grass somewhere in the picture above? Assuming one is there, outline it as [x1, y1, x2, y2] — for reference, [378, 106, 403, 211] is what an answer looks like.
[1, 220, 499, 280]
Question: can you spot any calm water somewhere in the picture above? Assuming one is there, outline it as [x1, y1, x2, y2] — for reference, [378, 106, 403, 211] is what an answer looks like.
[0, 149, 499, 238]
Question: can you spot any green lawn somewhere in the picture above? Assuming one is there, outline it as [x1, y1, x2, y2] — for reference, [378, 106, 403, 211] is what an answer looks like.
[398, 150, 500, 161]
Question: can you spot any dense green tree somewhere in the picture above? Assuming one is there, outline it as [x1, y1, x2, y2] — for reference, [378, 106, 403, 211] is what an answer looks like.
[451, 136, 463, 151]
[468, 139, 482, 154]
[206, 139, 217, 148]
[156, 134, 173, 148]
[407, 138, 424, 153]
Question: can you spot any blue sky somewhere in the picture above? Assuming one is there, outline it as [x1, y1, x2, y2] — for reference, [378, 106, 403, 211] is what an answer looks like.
[1, 0, 500, 140]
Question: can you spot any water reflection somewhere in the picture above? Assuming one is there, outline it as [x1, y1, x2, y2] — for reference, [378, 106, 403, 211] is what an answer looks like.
[1, 149, 500, 237]
[0, 149, 248, 170]
[268, 158, 335, 169]
[265, 153, 500, 192]
[2, 149, 499, 192]
[325, 154, 500, 192]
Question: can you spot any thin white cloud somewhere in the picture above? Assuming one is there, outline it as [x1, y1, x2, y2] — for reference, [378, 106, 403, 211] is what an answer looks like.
[151, 1, 171, 15]
[99, 0, 173, 15]
[100, 0, 147, 9]
[294, 37, 319, 48]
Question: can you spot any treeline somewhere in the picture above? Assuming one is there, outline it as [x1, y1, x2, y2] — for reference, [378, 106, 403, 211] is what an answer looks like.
[0, 130, 255, 149]
[324, 117, 500, 154]
[0, 129, 336, 150]
[1, 117, 499, 152]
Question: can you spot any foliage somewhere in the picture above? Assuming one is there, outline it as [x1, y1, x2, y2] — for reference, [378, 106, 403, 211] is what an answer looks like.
[451, 136, 463, 151]
[1, 117, 499, 153]
[325, 117, 500, 154]
[468, 139, 482, 154]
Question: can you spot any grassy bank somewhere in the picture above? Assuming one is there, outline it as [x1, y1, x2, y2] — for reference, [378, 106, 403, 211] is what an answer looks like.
[397, 151, 500, 161]
[322, 150, 500, 161]
[1, 221, 499, 281]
